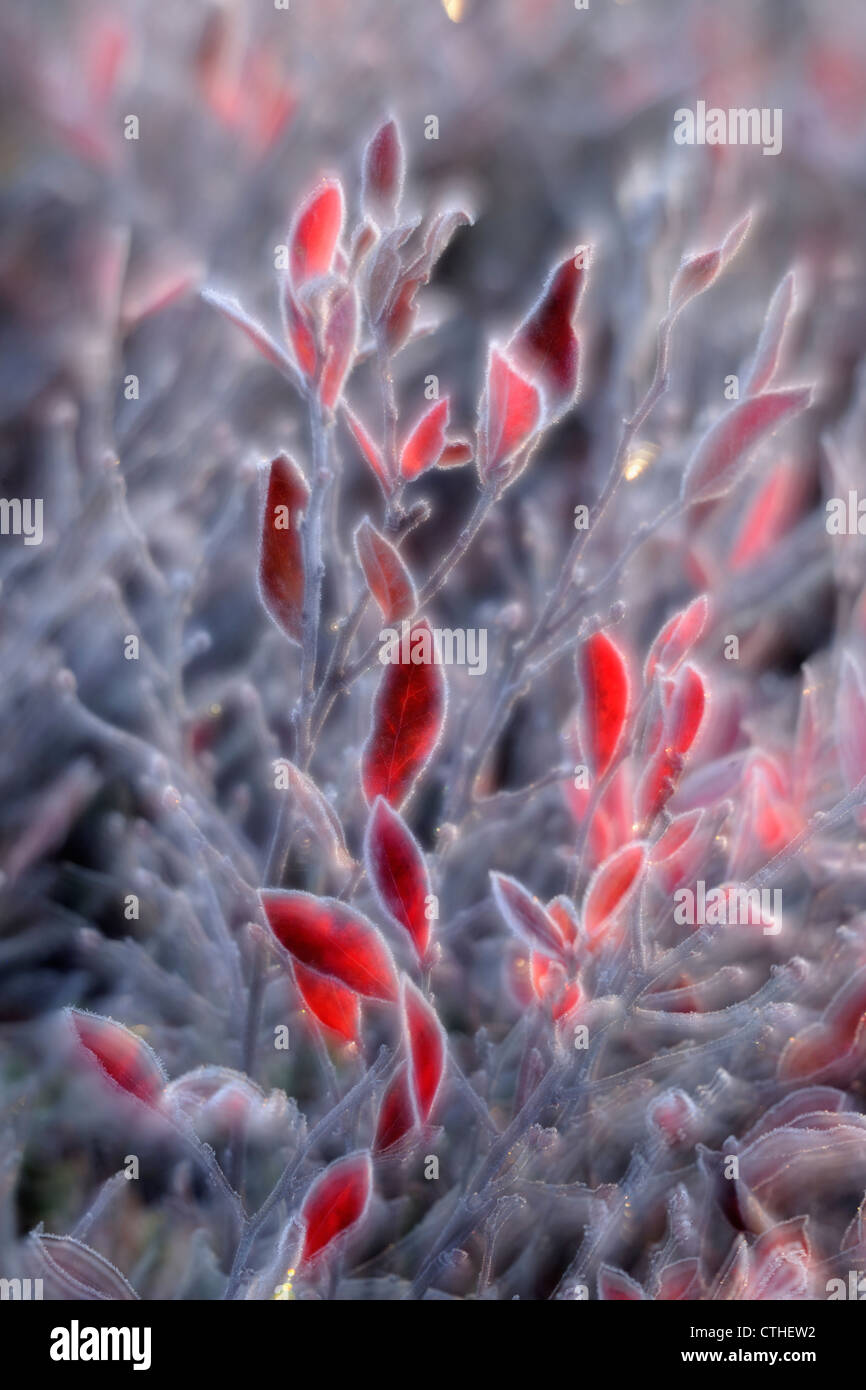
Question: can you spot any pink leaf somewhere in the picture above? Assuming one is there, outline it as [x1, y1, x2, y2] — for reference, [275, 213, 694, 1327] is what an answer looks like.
[66, 1009, 166, 1105]
[257, 453, 309, 644]
[299, 1151, 373, 1266]
[743, 272, 796, 396]
[728, 462, 804, 571]
[362, 117, 405, 226]
[582, 842, 647, 947]
[576, 630, 631, 778]
[364, 797, 433, 963]
[201, 288, 296, 377]
[354, 518, 417, 622]
[344, 406, 392, 496]
[361, 620, 447, 807]
[478, 347, 542, 486]
[644, 595, 709, 684]
[319, 283, 358, 410]
[402, 977, 446, 1121]
[260, 890, 399, 1001]
[399, 398, 450, 480]
[290, 178, 344, 288]
[681, 388, 811, 506]
[490, 871, 567, 960]
[29, 1231, 140, 1301]
[836, 653, 866, 791]
[598, 1265, 646, 1300]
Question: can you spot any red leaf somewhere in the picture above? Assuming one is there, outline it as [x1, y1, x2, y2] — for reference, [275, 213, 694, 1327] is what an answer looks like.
[509, 255, 587, 410]
[402, 978, 446, 1121]
[361, 620, 446, 807]
[399, 398, 450, 480]
[681, 388, 811, 506]
[634, 745, 682, 829]
[299, 1151, 373, 1266]
[257, 453, 309, 644]
[668, 664, 706, 754]
[478, 347, 541, 486]
[576, 630, 631, 778]
[644, 594, 709, 684]
[490, 871, 567, 960]
[582, 842, 647, 947]
[374, 1064, 418, 1153]
[438, 438, 474, 468]
[354, 518, 417, 622]
[364, 797, 433, 962]
[344, 406, 392, 496]
[67, 1009, 166, 1105]
[546, 894, 580, 950]
[743, 273, 795, 396]
[290, 178, 344, 287]
[260, 890, 398, 1001]
[293, 960, 360, 1044]
[319, 283, 357, 410]
[362, 117, 405, 225]
[283, 286, 318, 379]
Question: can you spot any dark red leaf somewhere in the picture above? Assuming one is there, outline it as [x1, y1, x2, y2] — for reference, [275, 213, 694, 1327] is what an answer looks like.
[582, 842, 647, 948]
[361, 619, 446, 807]
[289, 178, 344, 288]
[364, 797, 433, 962]
[293, 960, 360, 1044]
[399, 398, 450, 480]
[402, 978, 446, 1121]
[490, 871, 567, 960]
[438, 438, 474, 468]
[299, 1151, 373, 1266]
[374, 1064, 417, 1153]
[681, 387, 811, 506]
[576, 630, 631, 778]
[478, 347, 541, 486]
[354, 518, 417, 622]
[260, 890, 398, 1001]
[362, 118, 405, 226]
[67, 1009, 166, 1105]
[509, 255, 587, 410]
[257, 453, 309, 644]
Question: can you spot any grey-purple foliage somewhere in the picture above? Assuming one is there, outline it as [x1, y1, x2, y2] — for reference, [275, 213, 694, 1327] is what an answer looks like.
[3, 0, 866, 1304]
